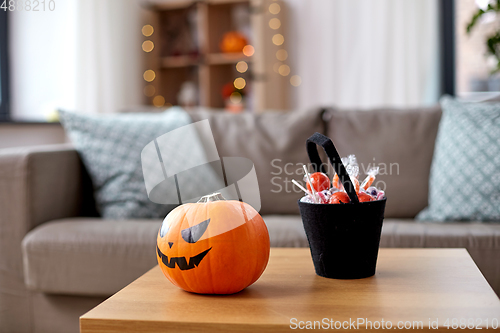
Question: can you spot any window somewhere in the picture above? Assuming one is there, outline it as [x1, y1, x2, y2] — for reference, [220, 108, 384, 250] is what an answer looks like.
[0, 10, 9, 121]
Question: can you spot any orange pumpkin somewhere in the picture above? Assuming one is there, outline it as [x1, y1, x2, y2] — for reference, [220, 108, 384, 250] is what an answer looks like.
[219, 31, 248, 53]
[157, 192, 270, 294]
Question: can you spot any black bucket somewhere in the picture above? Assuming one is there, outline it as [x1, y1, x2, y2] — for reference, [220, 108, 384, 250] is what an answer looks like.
[298, 133, 387, 279]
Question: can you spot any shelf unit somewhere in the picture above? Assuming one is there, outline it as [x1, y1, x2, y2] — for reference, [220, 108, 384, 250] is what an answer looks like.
[142, 0, 288, 112]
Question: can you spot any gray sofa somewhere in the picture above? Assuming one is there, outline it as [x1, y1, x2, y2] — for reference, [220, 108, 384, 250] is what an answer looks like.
[1, 106, 499, 333]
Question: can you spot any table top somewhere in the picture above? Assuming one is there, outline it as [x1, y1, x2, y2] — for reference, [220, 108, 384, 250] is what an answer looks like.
[80, 248, 500, 332]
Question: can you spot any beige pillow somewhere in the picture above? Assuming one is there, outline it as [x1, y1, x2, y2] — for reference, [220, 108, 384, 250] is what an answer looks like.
[325, 105, 442, 218]
[189, 108, 325, 215]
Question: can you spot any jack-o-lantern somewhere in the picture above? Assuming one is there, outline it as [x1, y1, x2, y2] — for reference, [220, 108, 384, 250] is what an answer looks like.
[157, 192, 270, 294]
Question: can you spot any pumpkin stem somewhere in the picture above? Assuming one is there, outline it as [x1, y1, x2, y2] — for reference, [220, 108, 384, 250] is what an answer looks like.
[198, 192, 226, 203]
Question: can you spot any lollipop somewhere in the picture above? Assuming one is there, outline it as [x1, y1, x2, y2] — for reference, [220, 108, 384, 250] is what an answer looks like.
[329, 192, 350, 204]
[304, 172, 330, 193]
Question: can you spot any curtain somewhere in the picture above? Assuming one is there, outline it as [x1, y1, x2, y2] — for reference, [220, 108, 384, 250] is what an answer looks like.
[284, 0, 440, 109]
[76, 0, 144, 114]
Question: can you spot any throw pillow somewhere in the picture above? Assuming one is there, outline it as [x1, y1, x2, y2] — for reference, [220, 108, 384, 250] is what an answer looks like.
[59, 108, 205, 219]
[417, 96, 500, 222]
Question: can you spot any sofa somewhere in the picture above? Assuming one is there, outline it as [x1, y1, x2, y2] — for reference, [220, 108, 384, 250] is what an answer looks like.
[1, 106, 499, 333]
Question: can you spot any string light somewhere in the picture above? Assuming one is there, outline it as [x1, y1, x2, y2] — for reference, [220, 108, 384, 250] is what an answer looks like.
[269, 3, 280, 14]
[269, 18, 281, 30]
[153, 95, 165, 107]
[242, 45, 255, 57]
[276, 49, 288, 61]
[236, 61, 248, 73]
[142, 40, 154, 52]
[290, 75, 302, 87]
[234, 77, 246, 89]
[278, 64, 290, 76]
[143, 85, 155, 97]
[143, 70, 156, 82]
[272, 34, 284, 46]
[230, 92, 242, 104]
[142, 25, 154, 37]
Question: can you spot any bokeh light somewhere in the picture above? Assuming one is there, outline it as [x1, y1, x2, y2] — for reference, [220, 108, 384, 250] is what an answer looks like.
[269, 3, 280, 14]
[153, 95, 165, 107]
[273, 62, 282, 73]
[278, 64, 290, 76]
[230, 92, 242, 104]
[143, 85, 155, 97]
[269, 18, 281, 30]
[236, 61, 248, 73]
[242, 45, 255, 57]
[142, 40, 154, 52]
[142, 25, 154, 37]
[143, 70, 156, 82]
[234, 77, 246, 89]
[272, 34, 284, 46]
[290, 75, 302, 87]
[276, 49, 288, 61]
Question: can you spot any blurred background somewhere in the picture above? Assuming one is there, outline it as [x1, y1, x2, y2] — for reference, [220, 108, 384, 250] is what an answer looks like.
[0, 0, 499, 137]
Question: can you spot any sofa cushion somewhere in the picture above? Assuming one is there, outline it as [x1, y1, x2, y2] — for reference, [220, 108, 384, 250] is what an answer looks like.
[58, 108, 194, 219]
[189, 107, 325, 215]
[21, 216, 308, 296]
[325, 105, 442, 218]
[22, 219, 160, 296]
[417, 96, 500, 222]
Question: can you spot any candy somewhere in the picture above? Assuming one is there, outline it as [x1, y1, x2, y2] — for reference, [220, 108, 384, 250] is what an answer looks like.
[329, 191, 350, 204]
[300, 195, 314, 203]
[332, 174, 359, 193]
[329, 187, 339, 195]
[319, 189, 332, 202]
[358, 192, 374, 202]
[295, 154, 386, 204]
[360, 167, 379, 190]
[376, 190, 385, 201]
[365, 186, 378, 198]
[304, 172, 330, 193]
[342, 155, 359, 179]
[316, 191, 329, 204]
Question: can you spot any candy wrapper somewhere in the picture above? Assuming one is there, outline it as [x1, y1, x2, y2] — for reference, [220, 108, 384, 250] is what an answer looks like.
[295, 154, 384, 204]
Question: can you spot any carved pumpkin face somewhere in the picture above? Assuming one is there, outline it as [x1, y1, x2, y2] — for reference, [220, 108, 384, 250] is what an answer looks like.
[157, 193, 270, 294]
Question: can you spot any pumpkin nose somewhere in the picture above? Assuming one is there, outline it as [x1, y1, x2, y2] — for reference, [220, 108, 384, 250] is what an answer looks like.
[168, 242, 173, 248]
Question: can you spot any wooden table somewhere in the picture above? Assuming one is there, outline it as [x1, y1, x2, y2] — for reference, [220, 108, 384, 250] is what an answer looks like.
[80, 248, 500, 332]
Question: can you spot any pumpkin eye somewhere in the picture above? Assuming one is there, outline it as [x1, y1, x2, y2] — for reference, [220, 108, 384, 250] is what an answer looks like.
[181, 218, 210, 243]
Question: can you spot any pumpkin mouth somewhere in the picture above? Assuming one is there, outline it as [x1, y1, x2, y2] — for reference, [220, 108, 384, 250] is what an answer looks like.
[157, 246, 212, 271]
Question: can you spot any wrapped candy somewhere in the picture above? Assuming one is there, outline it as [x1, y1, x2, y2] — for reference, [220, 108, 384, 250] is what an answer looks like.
[332, 155, 360, 193]
[360, 167, 379, 191]
[342, 155, 359, 179]
[365, 186, 378, 198]
[332, 174, 359, 193]
[316, 191, 329, 204]
[376, 190, 385, 201]
[300, 195, 315, 203]
[294, 155, 386, 204]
